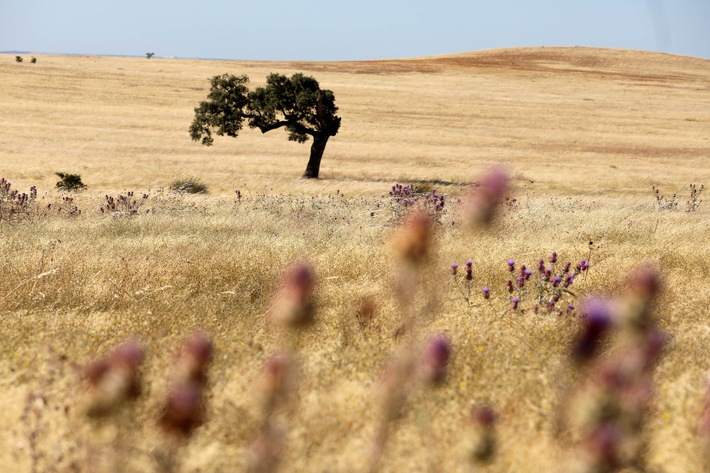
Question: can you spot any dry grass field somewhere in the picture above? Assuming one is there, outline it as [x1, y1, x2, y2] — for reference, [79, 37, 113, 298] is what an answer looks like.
[0, 47, 709, 473]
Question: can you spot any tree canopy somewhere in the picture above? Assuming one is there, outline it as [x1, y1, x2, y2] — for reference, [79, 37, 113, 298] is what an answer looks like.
[190, 73, 341, 178]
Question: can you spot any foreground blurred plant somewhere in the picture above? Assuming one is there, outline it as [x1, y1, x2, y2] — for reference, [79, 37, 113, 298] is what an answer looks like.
[248, 261, 315, 472]
[247, 352, 297, 473]
[156, 331, 213, 473]
[83, 339, 145, 418]
[567, 266, 667, 473]
[463, 168, 509, 226]
[466, 405, 498, 467]
[369, 211, 453, 472]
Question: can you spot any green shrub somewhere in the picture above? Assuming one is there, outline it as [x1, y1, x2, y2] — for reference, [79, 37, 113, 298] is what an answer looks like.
[55, 172, 86, 192]
[169, 177, 208, 194]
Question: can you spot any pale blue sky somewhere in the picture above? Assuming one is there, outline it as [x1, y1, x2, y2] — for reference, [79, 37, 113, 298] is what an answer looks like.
[1, 0, 709, 60]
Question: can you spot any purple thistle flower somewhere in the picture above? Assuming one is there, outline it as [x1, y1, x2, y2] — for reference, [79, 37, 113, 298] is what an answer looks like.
[564, 274, 575, 287]
[563, 262, 572, 273]
[524, 269, 533, 281]
[370, 211, 375, 217]
[482, 287, 490, 299]
[537, 259, 545, 272]
[549, 251, 557, 263]
[576, 259, 590, 272]
[506, 280, 514, 293]
[511, 297, 520, 310]
[551, 276, 562, 287]
[516, 276, 525, 288]
[507, 259, 515, 272]
[543, 269, 552, 281]
[465, 260, 473, 280]
[450, 263, 459, 275]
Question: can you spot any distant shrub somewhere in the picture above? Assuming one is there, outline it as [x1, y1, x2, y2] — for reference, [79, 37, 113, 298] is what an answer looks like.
[686, 183, 704, 212]
[146, 52, 155, 59]
[0, 178, 37, 222]
[100, 191, 150, 216]
[170, 178, 208, 194]
[30, 57, 37, 64]
[15, 56, 23, 63]
[55, 172, 86, 192]
[371, 183, 446, 224]
[652, 183, 704, 212]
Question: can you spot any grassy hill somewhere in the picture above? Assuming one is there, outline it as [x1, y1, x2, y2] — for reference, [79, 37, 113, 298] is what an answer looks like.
[0, 48, 708, 472]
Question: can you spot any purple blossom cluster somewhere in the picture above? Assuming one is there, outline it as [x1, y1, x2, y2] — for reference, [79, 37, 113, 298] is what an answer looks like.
[0, 178, 38, 221]
[451, 251, 592, 315]
[100, 191, 150, 216]
[504, 251, 590, 314]
[374, 183, 447, 223]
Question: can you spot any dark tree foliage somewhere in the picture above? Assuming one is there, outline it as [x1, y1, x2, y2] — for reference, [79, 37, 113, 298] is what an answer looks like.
[190, 73, 341, 178]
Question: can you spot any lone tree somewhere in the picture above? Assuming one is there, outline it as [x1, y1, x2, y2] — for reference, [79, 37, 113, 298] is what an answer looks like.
[189, 73, 341, 178]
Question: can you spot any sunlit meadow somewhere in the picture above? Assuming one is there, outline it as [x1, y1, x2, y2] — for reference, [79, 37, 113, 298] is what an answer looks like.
[0, 47, 708, 472]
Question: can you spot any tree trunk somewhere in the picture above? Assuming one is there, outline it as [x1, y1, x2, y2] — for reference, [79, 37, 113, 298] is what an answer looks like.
[303, 134, 329, 178]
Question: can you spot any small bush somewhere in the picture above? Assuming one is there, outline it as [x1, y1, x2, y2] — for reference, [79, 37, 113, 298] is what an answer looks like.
[100, 191, 150, 216]
[687, 183, 704, 212]
[30, 57, 37, 64]
[55, 172, 86, 192]
[0, 178, 37, 222]
[170, 178, 208, 194]
[15, 56, 23, 63]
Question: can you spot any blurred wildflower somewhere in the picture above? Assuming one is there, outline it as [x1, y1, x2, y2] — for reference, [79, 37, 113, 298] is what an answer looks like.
[159, 332, 213, 439]
[391, 210, 432, 264]
[257, 352, 297, 419]
[271, 261, 316, 327]
[572, 298, 614, 365]
[247, 422, 286, 473]
[417, 335, 452, 385]
[467, 405, 497, 465]
[450, 262, 459, 275]
[83, 339, 145, 418]
[464, 168, 510, 226]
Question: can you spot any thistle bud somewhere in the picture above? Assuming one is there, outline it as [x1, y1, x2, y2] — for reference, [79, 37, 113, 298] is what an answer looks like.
[391, 211, 431, 263]
[464, 168, 509, 225]
[418, 335, 452, 385]
[158, 383, 204, 438]
[175, 331, 213, 386]
[83, 339, 145, 418]
[258, 352, 296, 417]
[271, 261, 316, 327]
[572, 298, 613, 365]
[468, 405, 497, 465]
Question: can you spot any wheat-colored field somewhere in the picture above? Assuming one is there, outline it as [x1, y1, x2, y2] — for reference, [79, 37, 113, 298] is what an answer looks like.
[0, 47, 709, 473]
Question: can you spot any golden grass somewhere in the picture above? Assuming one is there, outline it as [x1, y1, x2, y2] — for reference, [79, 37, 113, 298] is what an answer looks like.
[0, 47, 709, 472]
